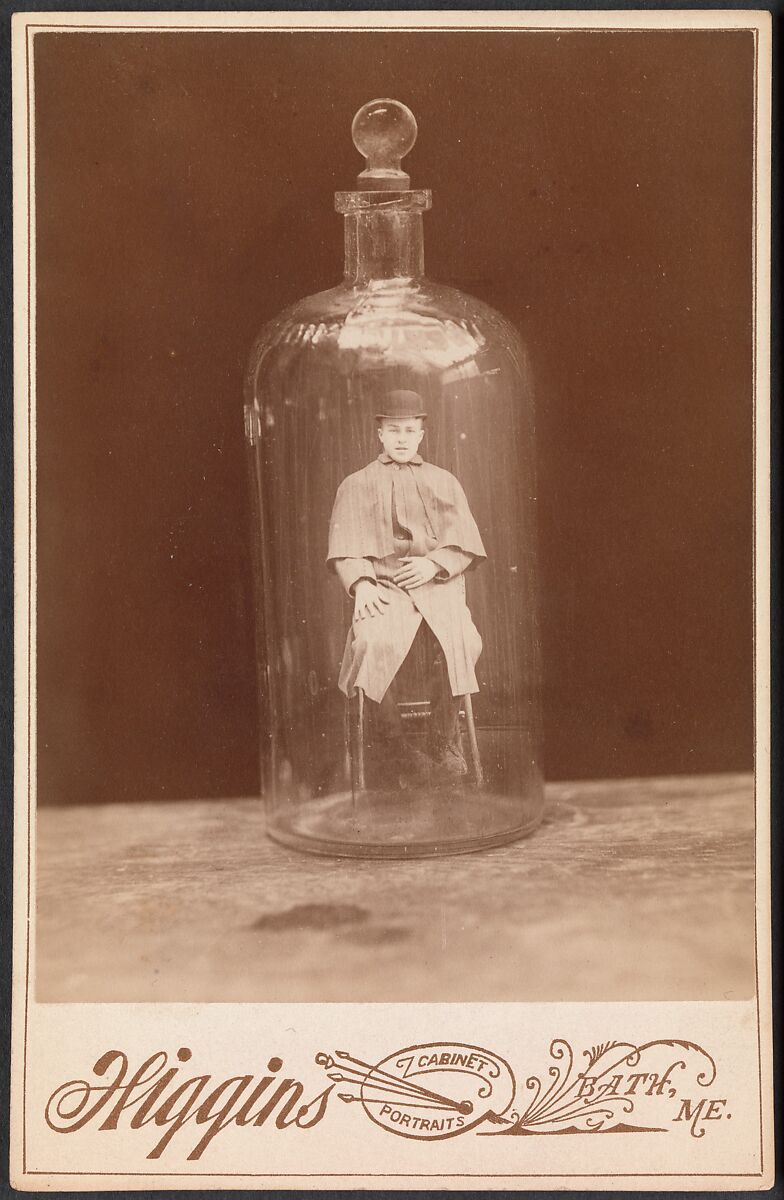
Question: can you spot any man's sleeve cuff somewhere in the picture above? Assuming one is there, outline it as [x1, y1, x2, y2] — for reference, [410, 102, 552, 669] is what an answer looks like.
[427, 547, 474, 580]
[334, 557, 377, 595]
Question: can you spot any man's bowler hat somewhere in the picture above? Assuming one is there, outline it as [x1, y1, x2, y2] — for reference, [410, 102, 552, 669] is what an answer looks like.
[375, 390, 428, 420]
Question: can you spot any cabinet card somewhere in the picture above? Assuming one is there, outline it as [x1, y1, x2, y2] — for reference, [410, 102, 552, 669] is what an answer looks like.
[10, 9, 772, 1191]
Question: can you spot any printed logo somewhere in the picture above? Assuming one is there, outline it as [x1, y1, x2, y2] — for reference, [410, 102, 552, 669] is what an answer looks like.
[318, 1038, 723, 1141]
[41, 1035, 726, 1162]
[316, 1043, 516, 1139]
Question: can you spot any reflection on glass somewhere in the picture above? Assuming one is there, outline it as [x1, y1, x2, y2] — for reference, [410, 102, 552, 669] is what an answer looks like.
[245, 100, 543, 857]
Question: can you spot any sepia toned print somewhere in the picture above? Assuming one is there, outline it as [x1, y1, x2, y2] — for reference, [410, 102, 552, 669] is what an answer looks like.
[12, 9, 772, 1191]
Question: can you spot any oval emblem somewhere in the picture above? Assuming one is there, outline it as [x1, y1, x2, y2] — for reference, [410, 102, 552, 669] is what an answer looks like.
[359, 1041, 516, 1140]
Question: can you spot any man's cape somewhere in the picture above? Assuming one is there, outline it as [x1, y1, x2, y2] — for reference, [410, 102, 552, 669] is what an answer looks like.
[327, 458, 487, 565]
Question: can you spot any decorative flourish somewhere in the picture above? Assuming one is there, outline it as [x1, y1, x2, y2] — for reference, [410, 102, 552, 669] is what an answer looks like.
[585, 1041, 623, 1070]
[488, 1038, 717, 1137]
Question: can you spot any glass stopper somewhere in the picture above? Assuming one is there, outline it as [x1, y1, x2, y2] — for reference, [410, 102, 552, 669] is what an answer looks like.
[352, 98, 417, 190]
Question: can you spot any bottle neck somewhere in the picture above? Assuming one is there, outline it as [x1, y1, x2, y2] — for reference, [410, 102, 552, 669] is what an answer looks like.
[343, 210, 425, 285]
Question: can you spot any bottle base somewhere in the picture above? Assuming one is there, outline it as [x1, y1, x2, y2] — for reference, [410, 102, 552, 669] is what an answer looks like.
[265, 786, 545, 860]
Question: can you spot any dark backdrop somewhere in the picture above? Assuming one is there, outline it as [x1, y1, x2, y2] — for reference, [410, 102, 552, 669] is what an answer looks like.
[33, 28, 755, 804]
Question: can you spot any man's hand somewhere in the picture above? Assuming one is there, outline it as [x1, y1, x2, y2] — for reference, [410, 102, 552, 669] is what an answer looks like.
[392, 556, 439, 590]
[353, 579, 392, 621]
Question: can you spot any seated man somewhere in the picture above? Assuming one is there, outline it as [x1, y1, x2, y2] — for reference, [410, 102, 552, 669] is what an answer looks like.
[326, 389, 486, 783]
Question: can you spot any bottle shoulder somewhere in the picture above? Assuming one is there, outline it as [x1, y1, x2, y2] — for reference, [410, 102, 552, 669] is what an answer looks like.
[254, 277, 523, 336]
[247, 277, 524, 386]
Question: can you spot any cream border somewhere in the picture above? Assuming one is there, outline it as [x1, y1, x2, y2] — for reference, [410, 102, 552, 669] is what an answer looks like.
[10, 9, 774, 1191]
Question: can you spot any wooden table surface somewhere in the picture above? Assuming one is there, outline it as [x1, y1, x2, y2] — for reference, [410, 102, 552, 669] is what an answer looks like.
[36, 773, 756, 1003]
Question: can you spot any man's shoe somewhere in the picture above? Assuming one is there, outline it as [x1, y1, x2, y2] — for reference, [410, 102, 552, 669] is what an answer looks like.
[369, 739, 437, 789]
[400, 745, 439, 785]
[434, 741, 469, 778]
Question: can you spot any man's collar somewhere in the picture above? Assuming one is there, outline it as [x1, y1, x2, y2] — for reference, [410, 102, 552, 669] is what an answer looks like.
[378, 453, 423, 466]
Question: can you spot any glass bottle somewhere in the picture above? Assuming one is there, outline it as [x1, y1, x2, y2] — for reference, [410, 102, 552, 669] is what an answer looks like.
[245, 99, 543, 858]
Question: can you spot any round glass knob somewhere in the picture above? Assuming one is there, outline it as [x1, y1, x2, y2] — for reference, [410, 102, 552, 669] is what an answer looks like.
[352, 98, 417, 189]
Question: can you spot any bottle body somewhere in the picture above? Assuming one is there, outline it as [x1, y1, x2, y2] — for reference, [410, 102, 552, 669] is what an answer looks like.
[245, 272, 543, 857]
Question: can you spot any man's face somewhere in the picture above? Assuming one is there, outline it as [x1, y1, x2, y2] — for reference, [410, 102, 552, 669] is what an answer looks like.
[377, 418, 425, 464]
